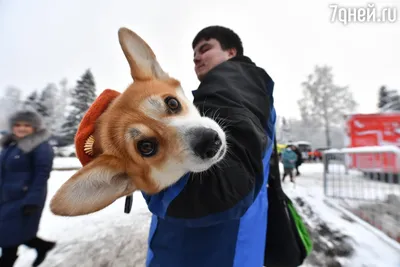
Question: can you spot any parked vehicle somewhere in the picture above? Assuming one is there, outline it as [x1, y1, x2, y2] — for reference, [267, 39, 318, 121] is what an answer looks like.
[310, 147, 330, 161]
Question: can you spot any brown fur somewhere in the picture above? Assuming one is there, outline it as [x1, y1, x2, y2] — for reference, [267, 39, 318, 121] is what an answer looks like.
[50, 27, 194, 216]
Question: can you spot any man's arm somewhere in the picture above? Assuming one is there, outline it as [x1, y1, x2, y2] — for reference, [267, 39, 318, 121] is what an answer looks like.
[142, 61, 274, 227]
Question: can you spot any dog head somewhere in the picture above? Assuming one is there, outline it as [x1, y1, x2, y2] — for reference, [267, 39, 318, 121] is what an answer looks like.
[50, 27, 227, 216]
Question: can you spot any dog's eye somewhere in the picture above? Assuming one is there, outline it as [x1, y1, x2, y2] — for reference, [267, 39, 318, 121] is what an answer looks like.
[164, 97, 181, 113]
[137, 139, 158, 157]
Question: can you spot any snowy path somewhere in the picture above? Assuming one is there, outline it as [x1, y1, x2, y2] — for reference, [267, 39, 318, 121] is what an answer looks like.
[7, 159, 400, 267]
[14, 170, 151, 267]
[283, 164, 400, 267]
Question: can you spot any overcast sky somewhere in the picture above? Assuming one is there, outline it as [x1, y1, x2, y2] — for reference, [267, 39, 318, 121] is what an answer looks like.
[1, 0, 399, 119]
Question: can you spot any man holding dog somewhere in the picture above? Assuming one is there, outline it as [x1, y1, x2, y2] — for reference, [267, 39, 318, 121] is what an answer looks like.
[142, 25, 276, 267]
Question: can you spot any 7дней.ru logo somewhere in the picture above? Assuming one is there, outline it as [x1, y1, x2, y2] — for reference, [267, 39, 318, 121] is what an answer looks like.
[330, 3, 398, 25]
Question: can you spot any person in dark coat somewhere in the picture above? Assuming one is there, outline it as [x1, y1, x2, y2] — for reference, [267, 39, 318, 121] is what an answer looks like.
[141, 26, 276, 267]
[0, 111, 56, 267]
[292, 145, 303, 176]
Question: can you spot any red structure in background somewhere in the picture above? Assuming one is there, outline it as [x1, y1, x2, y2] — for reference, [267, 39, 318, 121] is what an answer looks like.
[344, 113, 400, 174]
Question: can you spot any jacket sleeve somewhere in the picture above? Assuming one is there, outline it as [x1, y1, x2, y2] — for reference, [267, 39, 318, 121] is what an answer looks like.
[24, 142, 54, 206]
[142, 62, 274, 227]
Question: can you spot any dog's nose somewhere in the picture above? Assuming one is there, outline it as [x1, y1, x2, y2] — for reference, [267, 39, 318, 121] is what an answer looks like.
[191, 128, 222, 159]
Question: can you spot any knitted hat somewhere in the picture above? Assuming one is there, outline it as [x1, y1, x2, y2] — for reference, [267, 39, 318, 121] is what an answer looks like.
[9, 110, 44, 131]
[75, 89, 121, 166]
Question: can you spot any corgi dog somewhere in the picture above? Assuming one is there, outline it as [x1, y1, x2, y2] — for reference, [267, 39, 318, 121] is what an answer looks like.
[50, 27, 227, 216]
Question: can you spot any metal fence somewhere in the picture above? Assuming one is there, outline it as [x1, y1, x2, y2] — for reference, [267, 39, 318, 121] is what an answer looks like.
[323, 146, 400, 243]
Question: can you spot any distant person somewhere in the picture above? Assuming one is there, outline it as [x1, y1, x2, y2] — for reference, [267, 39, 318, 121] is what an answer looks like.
[0, 111, 56, 267]
[281, 145, 298, 183]
[292, 145, 303, 176]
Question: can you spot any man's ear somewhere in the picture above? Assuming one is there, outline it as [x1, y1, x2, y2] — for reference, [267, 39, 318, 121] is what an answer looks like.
[227, 47, 237, 58]
[50, 155, 136, 216]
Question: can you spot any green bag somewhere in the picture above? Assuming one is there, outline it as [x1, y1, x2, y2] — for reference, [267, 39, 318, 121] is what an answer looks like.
[264, 135, 312, 267]
[287, 198, 313, 256]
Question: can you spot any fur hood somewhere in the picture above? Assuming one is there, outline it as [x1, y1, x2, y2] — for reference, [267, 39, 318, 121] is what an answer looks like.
[1, 110, 51, 153]
[0, 129, 51, 153]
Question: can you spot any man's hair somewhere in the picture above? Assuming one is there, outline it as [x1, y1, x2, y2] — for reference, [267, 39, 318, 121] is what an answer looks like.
[192, 26, 244, 56]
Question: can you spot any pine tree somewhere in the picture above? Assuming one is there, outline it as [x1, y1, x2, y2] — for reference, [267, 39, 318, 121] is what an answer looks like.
[36, 83, 59, 131]
[23, 90, 40, 112]
[280, 117, 292, 143]
[0, 87, 23, 131]
[4, 86, 22, 111]
[2, 87, 23, 116]
[378, 86, 400, 113]
[378, 86, 389, 109]
[61, 69, 97, 145]
[52, 78, 72, 137]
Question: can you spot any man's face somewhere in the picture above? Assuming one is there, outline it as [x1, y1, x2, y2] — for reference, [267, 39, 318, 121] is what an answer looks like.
[193, 38, 236, 81]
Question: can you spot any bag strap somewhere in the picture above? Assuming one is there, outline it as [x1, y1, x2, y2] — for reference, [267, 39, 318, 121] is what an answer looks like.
[124, 194, 133, 214]
[268, 134, 286, 200]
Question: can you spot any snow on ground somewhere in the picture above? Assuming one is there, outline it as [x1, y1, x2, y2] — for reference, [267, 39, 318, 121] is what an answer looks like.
[322, 162, 400, 242]
[14, 168, 151, 267]
[322, 161, 400, 202]
[52, 157, 82, 170]
[7, 159, 400, 267]
[284, 163, 400, 267]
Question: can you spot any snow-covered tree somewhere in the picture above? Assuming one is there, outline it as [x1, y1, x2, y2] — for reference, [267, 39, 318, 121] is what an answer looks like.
[51, 78, 72, 137]
[298, 65, 357, 147]
[23, 90, 40, 112]
[287, 118, 345, 149]
[36, 83, 59, 132]
[61, 69, 97, 145]
[0, 86, 23, 131]
[278, 117, 292, 143]
[378, 86, 389, 109]
[4, 86, 23, 111]
[378, 86, 400, 113]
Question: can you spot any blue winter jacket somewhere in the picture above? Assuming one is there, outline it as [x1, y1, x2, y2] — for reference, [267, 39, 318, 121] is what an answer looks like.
[281, 148, 298, 169]
[142, 55, 276, 267]
[0, 130, 54, 247]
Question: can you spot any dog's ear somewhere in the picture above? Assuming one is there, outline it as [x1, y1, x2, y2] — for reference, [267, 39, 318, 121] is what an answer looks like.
[118, 27, 169, 81]
[50, 154, 136, 216]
